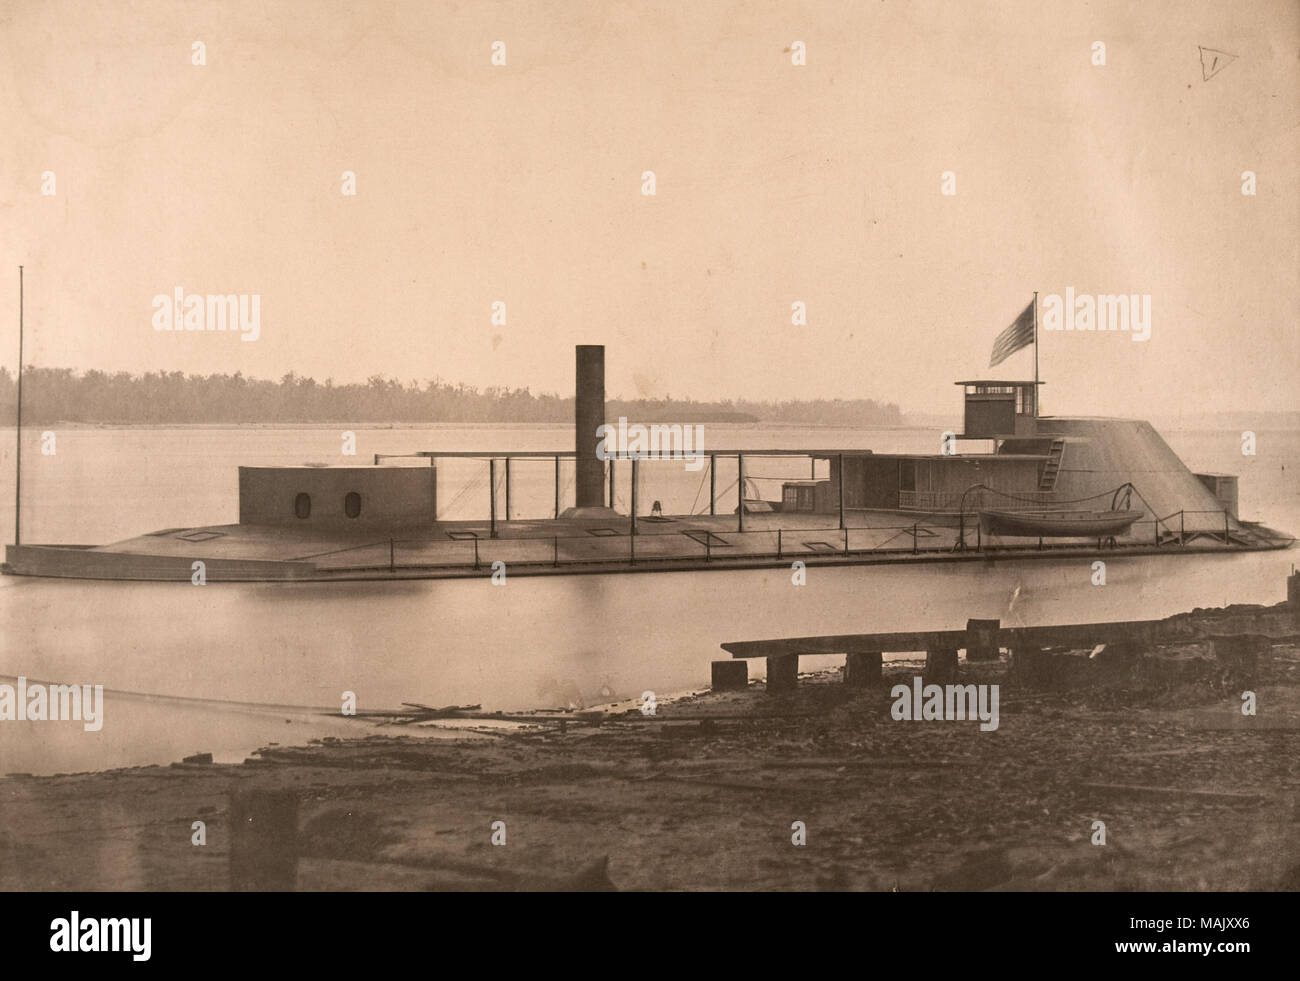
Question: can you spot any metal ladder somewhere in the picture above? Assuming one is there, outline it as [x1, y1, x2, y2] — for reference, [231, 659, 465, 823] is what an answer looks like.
[1038, 439, 1066, 491]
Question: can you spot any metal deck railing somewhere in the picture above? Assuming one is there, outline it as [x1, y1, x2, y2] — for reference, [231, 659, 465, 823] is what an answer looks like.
[290, 508, 1291, 575]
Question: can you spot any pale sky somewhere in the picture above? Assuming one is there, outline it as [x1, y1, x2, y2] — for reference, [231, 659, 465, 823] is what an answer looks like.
[1, 0, 1296, 417]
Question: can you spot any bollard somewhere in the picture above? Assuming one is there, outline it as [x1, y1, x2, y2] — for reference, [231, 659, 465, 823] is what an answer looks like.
[230, 788, 299, 891]
[766, 654, 799, 693]
[843, 651, 883, 687]
[711, 660, 748, 692]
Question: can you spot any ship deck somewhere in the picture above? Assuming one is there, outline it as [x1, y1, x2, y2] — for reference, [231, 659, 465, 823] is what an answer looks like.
[4, 509, 1293, 582]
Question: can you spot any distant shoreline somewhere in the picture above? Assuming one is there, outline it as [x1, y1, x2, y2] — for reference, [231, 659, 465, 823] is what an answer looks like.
[0, 420, 934, 432]
[1, 419, 1296, 433]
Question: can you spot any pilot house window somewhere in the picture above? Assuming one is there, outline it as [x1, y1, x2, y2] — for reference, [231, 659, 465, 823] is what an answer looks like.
[294, 493, 311, 519]
[344, 492, 362, 518]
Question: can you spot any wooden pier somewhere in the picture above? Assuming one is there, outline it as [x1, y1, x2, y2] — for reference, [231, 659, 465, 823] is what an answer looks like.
[714, 573, 1300, 692]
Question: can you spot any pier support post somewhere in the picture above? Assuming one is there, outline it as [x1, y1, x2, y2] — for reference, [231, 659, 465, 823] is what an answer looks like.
[711, 660, 748, 692]
[230, 788, 299, 891]
[1011, 647, 1041, 685]
[766, 653, 799, 693]
[844, 651, 883, 688]
[609, 459, 615, 509]
[504, 457, 511, 520]
[555, 455, 561, 518]
[925, 648, 958, 683]
[709, 454, 716, 516]
[964, 618, 1001, 661]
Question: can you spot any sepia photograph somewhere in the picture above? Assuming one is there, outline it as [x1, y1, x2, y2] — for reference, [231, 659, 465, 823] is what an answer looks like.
[1, 0, 1296, 964]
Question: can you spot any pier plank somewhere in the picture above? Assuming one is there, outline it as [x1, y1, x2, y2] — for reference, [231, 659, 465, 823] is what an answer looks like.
[722, 610, 1298, 660]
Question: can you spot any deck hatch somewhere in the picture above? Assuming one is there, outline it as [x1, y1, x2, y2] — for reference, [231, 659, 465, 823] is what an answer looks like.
[685, 531, 730, 547]
[176, 531, 225, 542]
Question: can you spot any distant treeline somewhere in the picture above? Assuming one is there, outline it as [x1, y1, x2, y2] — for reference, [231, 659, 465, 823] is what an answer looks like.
[0, 366, 902, 427]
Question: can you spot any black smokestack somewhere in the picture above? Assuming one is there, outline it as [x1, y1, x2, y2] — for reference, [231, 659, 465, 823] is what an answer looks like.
[574, 345, 606, 509]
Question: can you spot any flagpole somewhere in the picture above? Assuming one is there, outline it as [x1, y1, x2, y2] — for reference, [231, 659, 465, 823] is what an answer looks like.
[14, 265, 23, 546]
[1032, 290, 1039, 418]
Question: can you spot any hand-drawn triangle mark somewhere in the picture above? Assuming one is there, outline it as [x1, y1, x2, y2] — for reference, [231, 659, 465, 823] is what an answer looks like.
[1198, 45, 1237, 82]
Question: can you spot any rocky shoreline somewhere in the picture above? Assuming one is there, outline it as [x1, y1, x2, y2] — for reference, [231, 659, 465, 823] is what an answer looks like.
[2, 638, 1298, 891]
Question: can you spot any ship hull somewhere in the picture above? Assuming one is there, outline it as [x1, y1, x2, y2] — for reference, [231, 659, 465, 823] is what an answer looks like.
[5, 520, 1291, 583]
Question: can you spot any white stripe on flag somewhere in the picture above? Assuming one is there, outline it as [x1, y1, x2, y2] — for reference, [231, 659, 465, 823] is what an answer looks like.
[990, 299, 1035, 367]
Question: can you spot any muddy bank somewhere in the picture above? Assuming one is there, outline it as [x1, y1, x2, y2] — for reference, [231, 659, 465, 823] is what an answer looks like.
[2, 644, 1298, 891]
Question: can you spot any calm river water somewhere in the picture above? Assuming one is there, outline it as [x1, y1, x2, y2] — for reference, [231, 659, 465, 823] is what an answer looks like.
[1, 423, 1296, 773]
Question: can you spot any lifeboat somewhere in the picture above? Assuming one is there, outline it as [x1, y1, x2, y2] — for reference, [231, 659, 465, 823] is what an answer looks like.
[978, 507, 1144, 538]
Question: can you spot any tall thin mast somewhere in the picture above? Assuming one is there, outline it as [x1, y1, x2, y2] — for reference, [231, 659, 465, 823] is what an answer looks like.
[1032, 290, 1039, 418]
[14, 265, 23, 546]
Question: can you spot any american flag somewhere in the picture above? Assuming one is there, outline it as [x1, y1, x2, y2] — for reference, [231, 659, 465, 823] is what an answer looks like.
[989, 299, 1035, 367]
